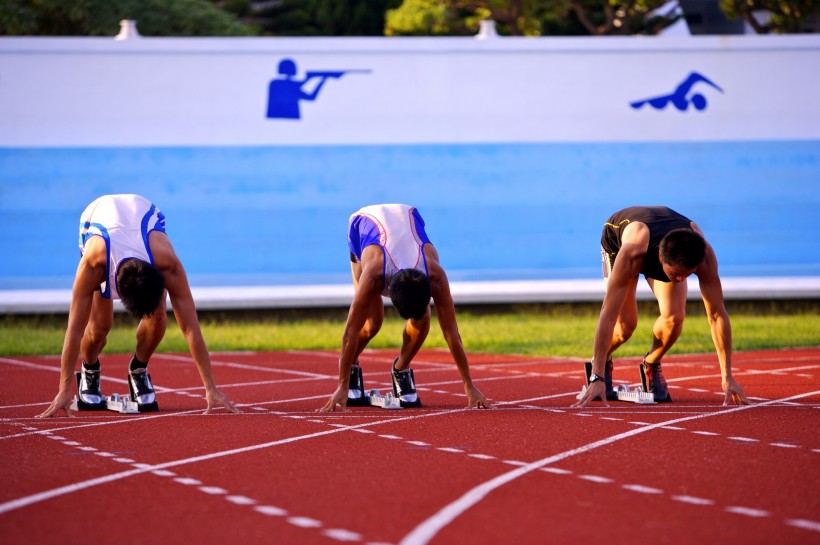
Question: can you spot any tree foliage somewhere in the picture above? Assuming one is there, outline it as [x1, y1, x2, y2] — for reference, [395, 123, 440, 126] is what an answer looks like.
[221, 0, 402, 36]
[0, 0, 255, 36]
[385, 0, 682, 36]
[719, 0, 819, 33]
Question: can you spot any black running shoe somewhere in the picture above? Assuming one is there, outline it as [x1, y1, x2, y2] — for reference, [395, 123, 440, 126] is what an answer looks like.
[391, 359, 422, 408]
[605, 359, 617, 401]
[584, 361, 617, 401]
[76, 361, 106, 410]
[347, 363, 368, 406]
[640, 361, 672, 403]
[128, 367, 158, 411]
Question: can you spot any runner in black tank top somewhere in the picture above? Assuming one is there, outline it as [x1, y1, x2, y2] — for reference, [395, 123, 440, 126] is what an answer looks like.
[574, 206, 749, 408]
[601, 206, 694, 282]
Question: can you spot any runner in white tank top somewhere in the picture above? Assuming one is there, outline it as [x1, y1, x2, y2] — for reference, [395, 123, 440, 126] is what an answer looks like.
[320, 204, 492, 412]
[79, 194, 166, 300]
[348, 204, 430, 296]
[37, 194, 239, 418]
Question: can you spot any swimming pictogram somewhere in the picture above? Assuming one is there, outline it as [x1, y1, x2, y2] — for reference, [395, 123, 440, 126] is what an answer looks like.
[630, 72, 723, 112]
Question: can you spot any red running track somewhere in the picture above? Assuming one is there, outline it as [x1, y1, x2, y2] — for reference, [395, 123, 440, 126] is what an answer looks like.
[1, 348, 819, 545]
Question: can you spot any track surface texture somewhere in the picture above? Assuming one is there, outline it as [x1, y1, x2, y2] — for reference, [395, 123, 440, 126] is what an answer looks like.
[2, 348, 819, 545]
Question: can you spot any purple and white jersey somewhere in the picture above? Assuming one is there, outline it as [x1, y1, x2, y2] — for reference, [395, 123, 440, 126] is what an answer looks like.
[348, 204, 431, 296]
[78, 194, 166, 300]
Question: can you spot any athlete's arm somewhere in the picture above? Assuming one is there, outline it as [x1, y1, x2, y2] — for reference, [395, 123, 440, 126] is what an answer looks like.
[425, 245, 491, 409]
[37, 239, 106, 417]
[319, 245, 384, 412]
[691, 223, 748, 405]
[575, 222, 648, 408]
[150, 232, 239, 414]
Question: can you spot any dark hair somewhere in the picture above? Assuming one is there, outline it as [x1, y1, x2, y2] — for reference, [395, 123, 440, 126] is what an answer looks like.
[388, 269, 431, 321]
[116, 259, 165, 319]
[659, 229, 706, 270]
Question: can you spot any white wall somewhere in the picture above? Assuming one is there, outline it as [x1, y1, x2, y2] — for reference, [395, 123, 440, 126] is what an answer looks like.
[1, 34, 819, 147]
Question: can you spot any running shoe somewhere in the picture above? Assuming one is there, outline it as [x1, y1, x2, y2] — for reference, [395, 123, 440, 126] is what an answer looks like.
[640, 360, 672, 403]
[605, 359, 617, 401]
[584, 361, 617, 401]
[347, 363, 368, 406]
[76, 361, 106, 410]
[128, 367, 159, 411]
[391, 359, 422, 408]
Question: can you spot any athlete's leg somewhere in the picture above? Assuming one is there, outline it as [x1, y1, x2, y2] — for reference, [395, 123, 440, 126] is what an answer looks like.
[81, 291, 113, 365]
[645, 278, 688, 362]
[350, 260, 384, 360]
[134, 293, 167, 363]
[394, 306, 431, 371]
[605, 274, 640, 359]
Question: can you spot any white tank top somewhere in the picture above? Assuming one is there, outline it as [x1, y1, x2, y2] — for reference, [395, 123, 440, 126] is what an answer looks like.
[350, 204, 429, 296]
[78, 194, 166, 300]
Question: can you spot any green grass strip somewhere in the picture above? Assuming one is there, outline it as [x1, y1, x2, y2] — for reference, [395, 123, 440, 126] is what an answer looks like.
[2, 301, 817, 358]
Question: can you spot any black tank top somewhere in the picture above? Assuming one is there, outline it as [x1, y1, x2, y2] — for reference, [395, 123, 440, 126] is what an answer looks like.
[601, 206, 693, 281]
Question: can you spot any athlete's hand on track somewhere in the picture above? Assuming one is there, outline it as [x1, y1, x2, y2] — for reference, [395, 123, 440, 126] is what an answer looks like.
[205, 387, 241, 414]
[466, 385, 493, 409]
[36, 390, 75, 418]
[317, 385, 348, 412]
[722, 378, 750, 406]
[571, 381, 609, 408]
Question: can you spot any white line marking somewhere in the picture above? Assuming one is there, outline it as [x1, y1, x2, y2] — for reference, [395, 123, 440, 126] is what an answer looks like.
[469, 454, 496, 460]
[198, 486, 228, 495]
[540, 467, 572, 475]
[622, 484, 664, 494]
[785, 519, 820, 532]
[0, 408, 464, 514]
[727, 437, 758, 443]
[255, 505, 288, 517]
[226, 495, 256, 505]
[323, 528, 363, 542]
[770, 442, 799, 448]
[672, 495, 715, 506]
[398, 390, 820, 545]
[288, 516, 322, 528]
[173, 478, 202, 486]
[725, 506, 771, 518]
[578, 475, 613, 484]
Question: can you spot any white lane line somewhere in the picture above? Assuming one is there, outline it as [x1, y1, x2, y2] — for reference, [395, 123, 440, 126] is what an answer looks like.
[0, 407, 465, 514]
[226, 495, 256, 506]
[323, 528, 363, 542]
[578, 475, 613, 484]
[255, 505, 288, 517]
[786, 519, 820, 532]
[622, 484, 664, 494]
[672, 495, 715, 506]
[398, 390, 820, 545]
[725, 506, 771, 518]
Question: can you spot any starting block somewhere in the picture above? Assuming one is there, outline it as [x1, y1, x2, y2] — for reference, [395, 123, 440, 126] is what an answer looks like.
[613, 384, 656, 404]
[70, 393, 142, 414]
[576, 384, 656, 404]
[366, 389, 402, 410]
[105, 393, 141, 413]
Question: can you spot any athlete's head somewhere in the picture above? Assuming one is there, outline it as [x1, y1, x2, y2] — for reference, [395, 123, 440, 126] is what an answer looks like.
[659, 229, 706, 281]
[388, 269, 431, 321]
[116, 259, 165, 319]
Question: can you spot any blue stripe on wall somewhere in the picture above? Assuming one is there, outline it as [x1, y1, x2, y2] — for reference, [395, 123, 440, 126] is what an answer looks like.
[1, 140, 818, 289]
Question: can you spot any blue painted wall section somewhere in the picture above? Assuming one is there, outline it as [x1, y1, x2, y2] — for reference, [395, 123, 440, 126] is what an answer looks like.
[1, 140, 818, 289]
